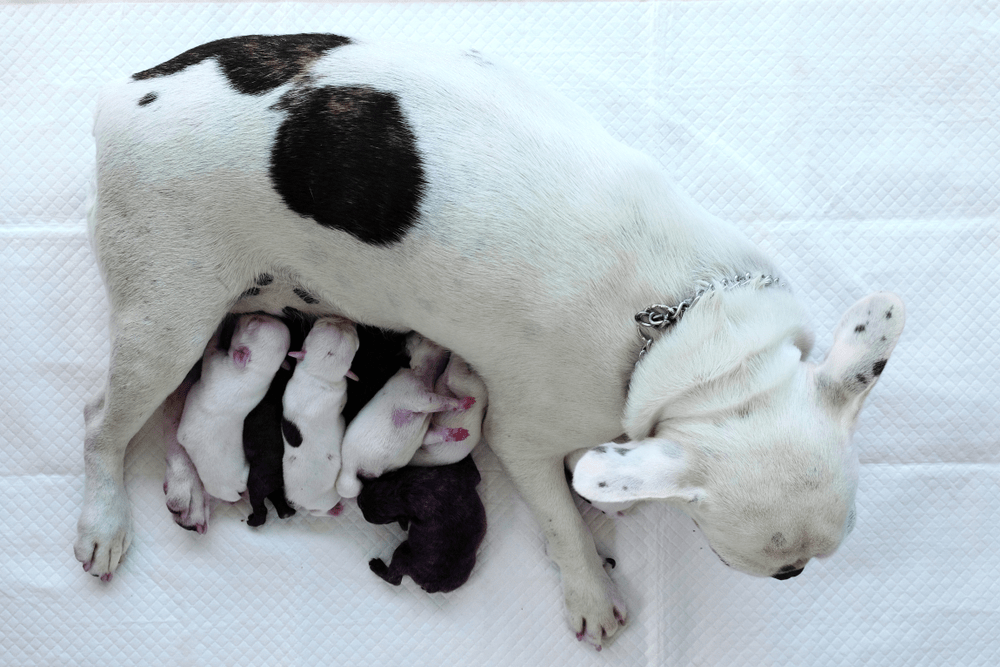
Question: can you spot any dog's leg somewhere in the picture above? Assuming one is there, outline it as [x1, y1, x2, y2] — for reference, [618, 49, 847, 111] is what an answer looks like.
[371, 541, 414, 586]
[163, 371, 210, 533]
[75, 240, 236, 578]
[487, 423, 627, 648]
[267, 490, 296, 520]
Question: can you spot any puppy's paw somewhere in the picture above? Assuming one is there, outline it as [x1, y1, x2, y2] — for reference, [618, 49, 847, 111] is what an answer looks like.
[164, 468, 210, 534]
[74, 488, 133, 581]
[564, 568, 628, 650]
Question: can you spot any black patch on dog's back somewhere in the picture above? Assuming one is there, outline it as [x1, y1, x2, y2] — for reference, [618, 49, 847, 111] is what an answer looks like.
[269, 85, 426, 246]
[132, 33, 352, 95]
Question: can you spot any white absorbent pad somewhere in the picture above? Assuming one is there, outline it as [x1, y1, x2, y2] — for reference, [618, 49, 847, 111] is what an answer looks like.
[1, 2, 998, 665]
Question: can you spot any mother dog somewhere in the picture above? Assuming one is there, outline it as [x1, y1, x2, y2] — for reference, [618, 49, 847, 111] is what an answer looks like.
[76, 34, 904, 648]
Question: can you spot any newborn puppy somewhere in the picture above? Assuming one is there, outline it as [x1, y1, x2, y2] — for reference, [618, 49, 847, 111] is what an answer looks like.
[357, 455, 487, 593]
[243, 362, 297, 526]
[281, 317, 360, 515]
[177, 314, 290, 501]
[336, 333, 471, 499]
[410, 353, 487, 466]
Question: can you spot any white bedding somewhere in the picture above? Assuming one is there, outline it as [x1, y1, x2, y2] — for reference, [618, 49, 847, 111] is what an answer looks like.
[1, 2, 998, 665]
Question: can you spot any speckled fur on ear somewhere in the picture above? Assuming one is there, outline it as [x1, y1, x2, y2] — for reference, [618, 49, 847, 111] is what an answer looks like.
[571, 438, 702, 505]
[815, 293, 905, 405]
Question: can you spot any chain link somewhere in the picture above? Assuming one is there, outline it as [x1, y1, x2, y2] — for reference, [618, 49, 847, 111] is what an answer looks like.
[634, 274, 781, 362]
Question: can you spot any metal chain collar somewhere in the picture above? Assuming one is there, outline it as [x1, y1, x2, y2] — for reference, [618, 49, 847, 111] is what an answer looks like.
[634, 273, 782, 362]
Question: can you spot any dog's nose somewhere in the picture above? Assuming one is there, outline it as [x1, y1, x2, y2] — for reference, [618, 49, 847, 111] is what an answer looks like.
[772, 567, 805, 580]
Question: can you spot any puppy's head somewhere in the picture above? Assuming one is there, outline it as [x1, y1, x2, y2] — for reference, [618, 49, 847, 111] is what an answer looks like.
[573, 292, 904, 579]
[299, 316, 359, 378]
[230, 314, 291, 370]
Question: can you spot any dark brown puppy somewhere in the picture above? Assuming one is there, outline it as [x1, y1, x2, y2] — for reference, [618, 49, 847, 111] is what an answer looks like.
[357, 455, 486, 593]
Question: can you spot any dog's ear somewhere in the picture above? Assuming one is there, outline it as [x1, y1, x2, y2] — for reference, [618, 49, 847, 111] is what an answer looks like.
[814, 292, 904, 406]
[571, 438, 703, 504]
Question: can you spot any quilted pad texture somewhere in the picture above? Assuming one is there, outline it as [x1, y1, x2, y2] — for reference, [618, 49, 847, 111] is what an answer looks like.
[1, 2, 998, 665]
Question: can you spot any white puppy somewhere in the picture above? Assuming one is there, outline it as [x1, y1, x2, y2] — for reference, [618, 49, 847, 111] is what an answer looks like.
[176, 314, 290, 502]
[77, 35, 905, 646]
[281, 316, 359, 516]
[409, 352, 487, 466]
[337, 333, 471, 498]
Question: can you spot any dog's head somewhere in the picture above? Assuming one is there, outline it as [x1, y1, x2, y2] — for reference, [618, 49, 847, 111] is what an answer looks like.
[573, 292, 904, 579]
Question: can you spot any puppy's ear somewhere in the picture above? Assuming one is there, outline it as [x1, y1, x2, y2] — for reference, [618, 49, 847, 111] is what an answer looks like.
[571, 438, 703, 504]
[814, 292, 904, 406]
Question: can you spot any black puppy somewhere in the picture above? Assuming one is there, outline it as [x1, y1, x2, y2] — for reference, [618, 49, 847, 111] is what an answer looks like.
[242, 363, 297, 527]
[357, 455, 487, 593]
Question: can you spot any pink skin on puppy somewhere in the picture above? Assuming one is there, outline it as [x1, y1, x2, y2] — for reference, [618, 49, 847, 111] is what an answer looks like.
[410, 353, 487, 466]
[281, 317, 359, 516]
[176, 314, 290, 502]
[336, 333, 471, 499]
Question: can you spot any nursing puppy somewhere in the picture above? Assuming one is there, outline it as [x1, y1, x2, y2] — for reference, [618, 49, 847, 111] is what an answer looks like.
[336, 333, 472, 499]
[243, 362, 297, 527]
[78, 35, 905, 647]
[176, 314, 290, 502]
[281, 317, 359, 515]
[357, 455, 487, 594]
[410, 353, 488, 466]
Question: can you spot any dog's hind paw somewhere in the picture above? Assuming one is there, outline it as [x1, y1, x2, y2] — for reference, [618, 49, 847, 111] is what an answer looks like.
[74, 490, 133, 580]
[164, 452, 211, 534]
[564, 569, 628, 649]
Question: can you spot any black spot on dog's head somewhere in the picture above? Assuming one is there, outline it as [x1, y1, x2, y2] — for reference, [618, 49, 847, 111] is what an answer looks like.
[856, 373, 868, 385]
[293, 287, 320, 304]
[281, 417, 303, 447]
[872, 359, 887, 376]
[598, 482, 607, 488]
[854, 324, 866, 333]
[885, 308, 893, 319]
[242, 286, 261, 297]
[138, 92, 158, 106]
[132, 33, 352, 95]
[256, 273, 274, 286]
[269, 85, 426, 246]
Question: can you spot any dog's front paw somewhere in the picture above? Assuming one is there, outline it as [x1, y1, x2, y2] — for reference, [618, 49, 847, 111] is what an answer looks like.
[164, 456, 211, 534]
[74, 488, 133, 581]
[563, 568, 628, 650]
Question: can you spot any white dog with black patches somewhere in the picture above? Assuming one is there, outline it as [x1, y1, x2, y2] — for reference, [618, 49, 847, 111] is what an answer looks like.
[175, 313, 290, 502]
[76, 34, 904, 648]
[281, 316, 359, 516]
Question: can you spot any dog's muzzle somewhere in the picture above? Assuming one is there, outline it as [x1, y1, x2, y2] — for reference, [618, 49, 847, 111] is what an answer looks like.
[772, 567, 805, 580]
